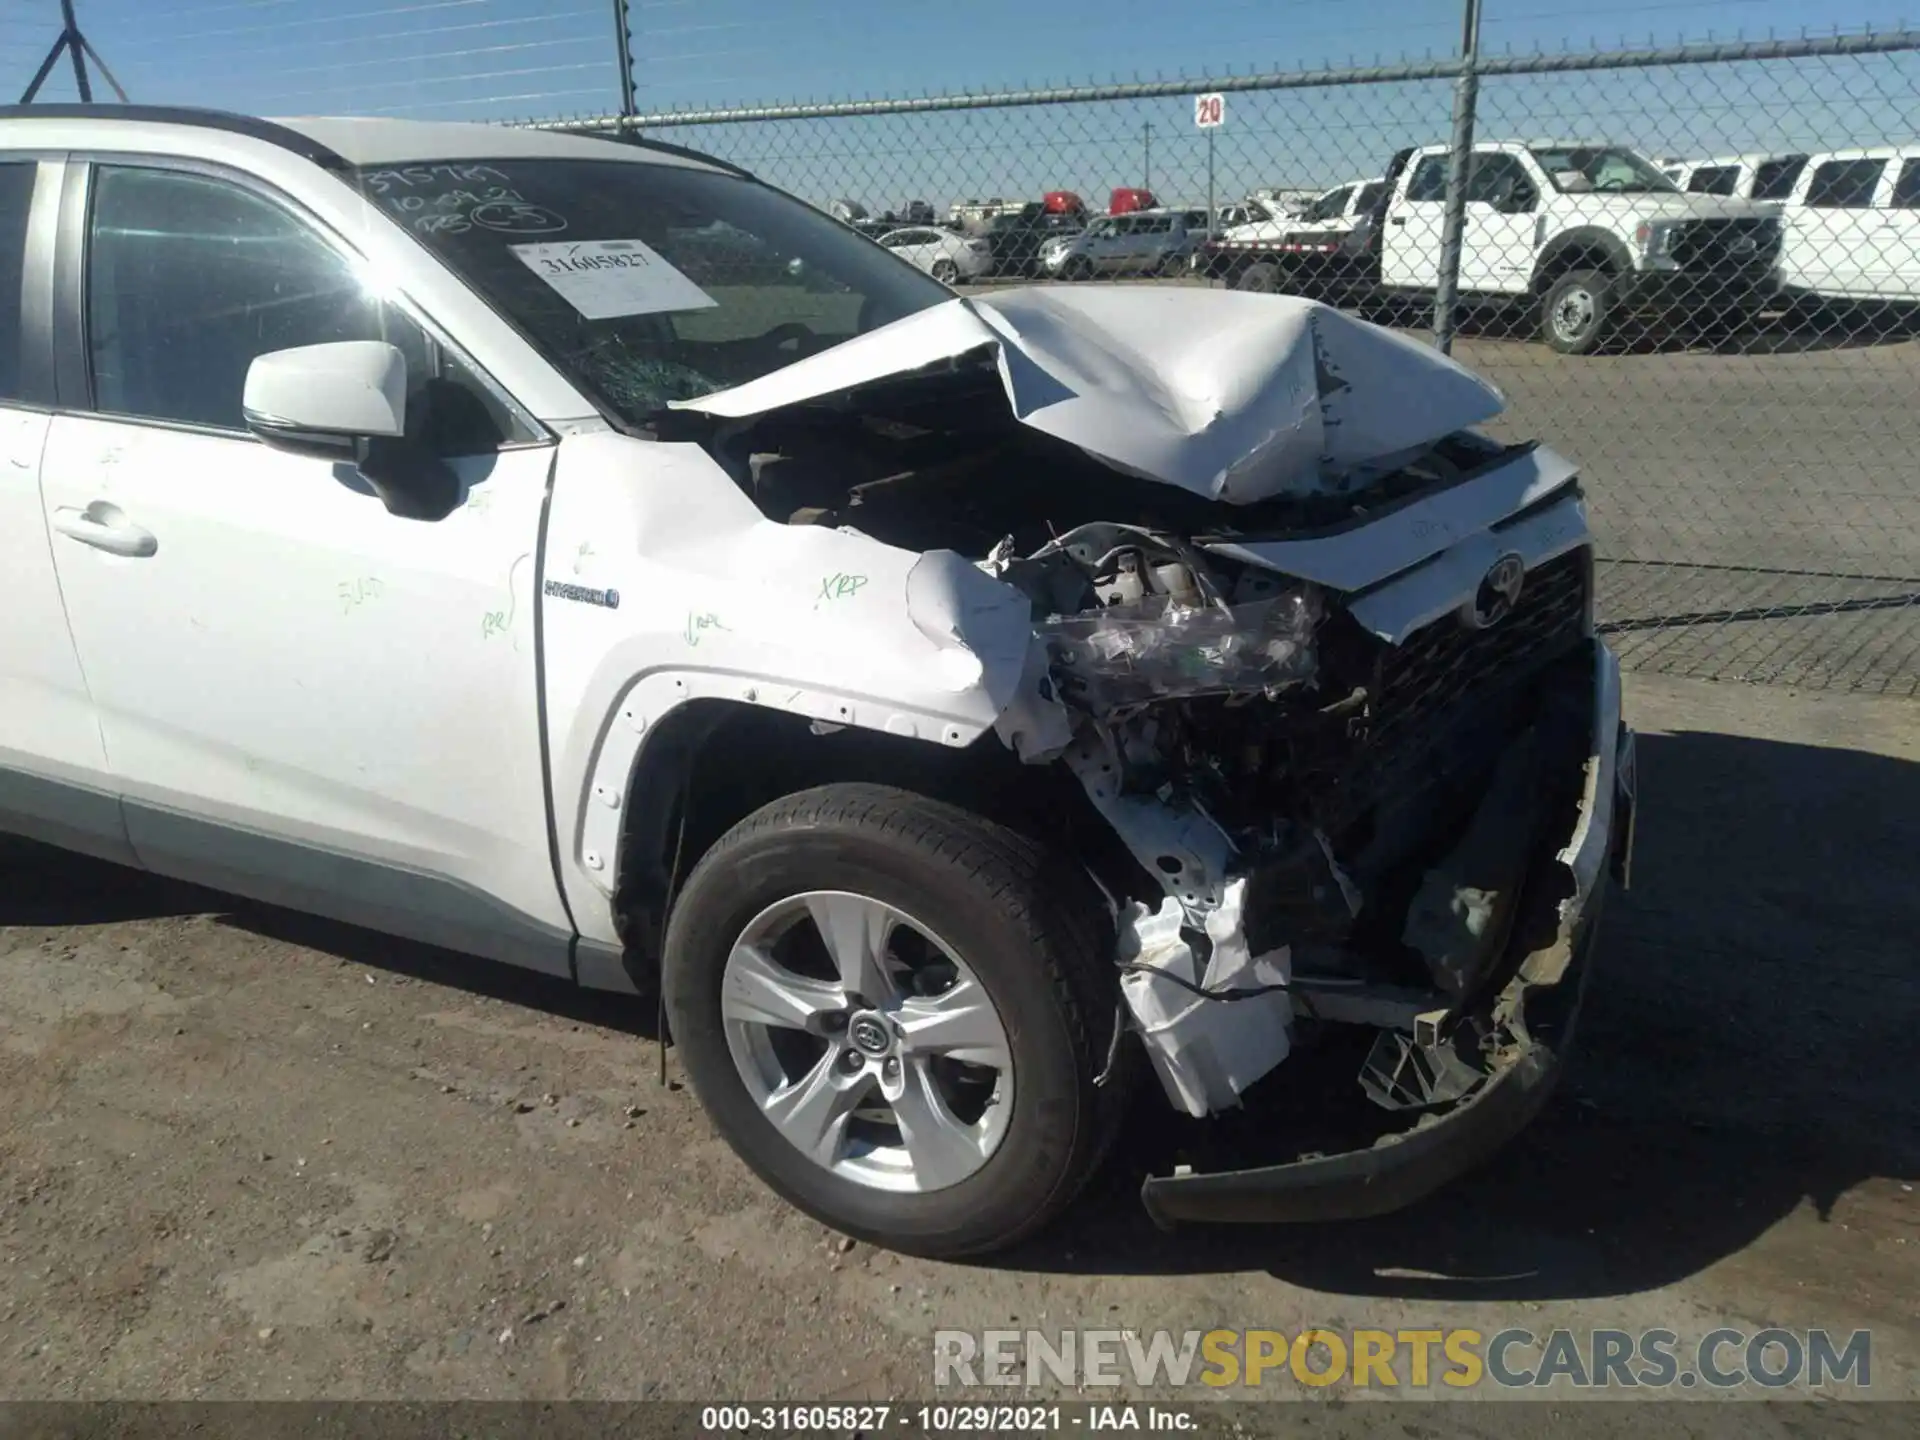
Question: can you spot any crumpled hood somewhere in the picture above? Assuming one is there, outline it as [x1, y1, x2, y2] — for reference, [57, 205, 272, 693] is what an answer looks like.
[673, 286, 1506, 505]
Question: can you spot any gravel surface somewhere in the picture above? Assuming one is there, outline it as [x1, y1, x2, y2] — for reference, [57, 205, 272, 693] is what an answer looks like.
[1, 673, 1916, 1403]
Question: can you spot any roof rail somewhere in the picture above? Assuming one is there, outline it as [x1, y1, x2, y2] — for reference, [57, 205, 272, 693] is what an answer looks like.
[0, 103, 351, 169]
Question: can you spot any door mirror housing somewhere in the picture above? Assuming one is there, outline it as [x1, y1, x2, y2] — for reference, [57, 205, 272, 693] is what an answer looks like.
[242, 340, 460, 522]
[244, 341, 407, 449]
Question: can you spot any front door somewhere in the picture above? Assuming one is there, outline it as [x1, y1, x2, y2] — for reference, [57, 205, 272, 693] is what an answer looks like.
[37, 158, 574, 966]
[1457, 153, 1542, 295]
[1382, 153, 1447, 288]
[0, 157, 124, 856]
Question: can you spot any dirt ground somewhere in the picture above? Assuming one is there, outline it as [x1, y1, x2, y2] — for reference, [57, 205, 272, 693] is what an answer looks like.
[1, 671, 1916, 1405]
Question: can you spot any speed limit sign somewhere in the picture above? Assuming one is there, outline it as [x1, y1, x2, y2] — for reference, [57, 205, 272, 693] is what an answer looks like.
[1194, 92, 1225, 128]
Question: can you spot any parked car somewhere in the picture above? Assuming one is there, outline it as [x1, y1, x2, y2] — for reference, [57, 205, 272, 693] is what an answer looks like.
[1775, 146, 1920, 304]
[1039, 208, 1208, 278]
[876, 224, 992, 284]
[1377, 140, 1782, 353]
[0, 104, 1633, 1261]
[1213, 199, 1276, 231]
[971, 203, 1081, 278]
[1661, 153, 1810, 211]
[1194, 177, 1385, 301]
[1251, 187, 1321, 217]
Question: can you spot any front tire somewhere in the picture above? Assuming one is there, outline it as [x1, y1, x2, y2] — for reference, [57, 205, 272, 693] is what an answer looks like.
[662, 784, 1126, 1258]
[1540, 268, 1616, 355]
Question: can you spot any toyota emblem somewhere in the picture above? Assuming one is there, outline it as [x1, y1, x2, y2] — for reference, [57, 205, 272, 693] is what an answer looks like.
[1462, 553, 1527, 630]
[849, 1016, 892, 1055]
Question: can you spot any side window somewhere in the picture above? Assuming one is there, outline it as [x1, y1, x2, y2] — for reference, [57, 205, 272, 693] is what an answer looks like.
[1312, 186, 1354, 221]
[1355, 182, 1386, 215]
[1405, 157, 1449, 203]
[1892, 159, 1920, 209]
[84, 164, 527, 453]
[0, 161, 37, 403]
[1752, 157, 1807, 201]
[1688, 165, 1741, 196]
[1465, 154, 1537, 208]
[1805, 159, 1886, 209]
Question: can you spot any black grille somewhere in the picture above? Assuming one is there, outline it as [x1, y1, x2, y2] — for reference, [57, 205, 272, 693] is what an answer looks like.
[1307, 548, 1592, 836]
[1668, 217, 1781, 276]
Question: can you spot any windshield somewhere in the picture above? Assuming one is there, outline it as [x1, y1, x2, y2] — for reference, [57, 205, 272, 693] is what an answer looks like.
[355, 157, 950, 424]
[1528, 146, 1678, 194]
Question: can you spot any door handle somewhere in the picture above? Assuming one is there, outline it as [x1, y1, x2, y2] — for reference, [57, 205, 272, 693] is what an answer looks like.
[51, 503, 158, 559]
[1391, 216, 1407, 226]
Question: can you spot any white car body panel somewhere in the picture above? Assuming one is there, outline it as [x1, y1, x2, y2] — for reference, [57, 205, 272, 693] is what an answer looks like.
[536, 432, 1037, 945]
[0, 408, 111, 791]
[1778, 146, 1920, 300]
[677, 287, 1506, 506]
[37, 413, 575, 954]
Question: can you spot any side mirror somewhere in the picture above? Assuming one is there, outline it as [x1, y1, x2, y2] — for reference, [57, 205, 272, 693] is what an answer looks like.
[243, 341, 460, 522]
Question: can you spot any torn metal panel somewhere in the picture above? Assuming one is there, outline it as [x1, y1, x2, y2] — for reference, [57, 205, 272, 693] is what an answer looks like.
[1200, 442, 1580, 589]
[1115, 880, 1294, 1117]
[675, 288, 1506, 506]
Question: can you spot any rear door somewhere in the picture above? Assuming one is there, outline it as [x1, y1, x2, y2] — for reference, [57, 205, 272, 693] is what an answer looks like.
[37, 156, 573, 967]
[1788, 156, 1887, 296]
[0, 155, 125, 857]
[1885, 156, 1920, 300]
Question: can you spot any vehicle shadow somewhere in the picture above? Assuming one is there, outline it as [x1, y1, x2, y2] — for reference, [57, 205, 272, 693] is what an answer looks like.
[0, 839, 661, 1041]
[4, 726, 1914, 1300]
[998, 725, 1920, 1299]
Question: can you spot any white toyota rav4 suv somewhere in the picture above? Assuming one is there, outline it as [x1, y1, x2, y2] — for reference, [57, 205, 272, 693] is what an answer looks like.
[0, 106, 1634, 1257]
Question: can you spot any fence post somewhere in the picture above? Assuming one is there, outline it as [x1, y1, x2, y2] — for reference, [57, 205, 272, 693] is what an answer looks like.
[611, 0, 638, 122]
[1432, 0, 1483, 354]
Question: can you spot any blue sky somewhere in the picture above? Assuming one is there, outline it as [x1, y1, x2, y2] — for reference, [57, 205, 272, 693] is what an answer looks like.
[4, 1, 1915, 208]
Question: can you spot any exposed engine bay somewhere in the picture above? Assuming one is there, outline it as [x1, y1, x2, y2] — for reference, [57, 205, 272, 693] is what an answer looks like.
[651, 296, 1611, 1138]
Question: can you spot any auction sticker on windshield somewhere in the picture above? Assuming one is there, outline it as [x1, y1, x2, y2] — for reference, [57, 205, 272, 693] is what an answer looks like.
[511, 239, 718, 320]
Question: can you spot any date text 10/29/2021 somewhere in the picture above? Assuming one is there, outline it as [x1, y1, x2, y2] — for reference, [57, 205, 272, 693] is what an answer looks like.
[700, 1406, 1198, 1433]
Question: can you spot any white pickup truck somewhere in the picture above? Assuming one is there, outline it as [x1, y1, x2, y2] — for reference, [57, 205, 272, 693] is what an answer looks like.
[1379, 141, 1784, 352]
[0, 105, 1633, 1258]
[1775, 146, 1920, 305]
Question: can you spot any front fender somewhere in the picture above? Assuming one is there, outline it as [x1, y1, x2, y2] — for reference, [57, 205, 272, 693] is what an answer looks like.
[1532, 226, 1636, 288]
[539, 432, 1038, 944]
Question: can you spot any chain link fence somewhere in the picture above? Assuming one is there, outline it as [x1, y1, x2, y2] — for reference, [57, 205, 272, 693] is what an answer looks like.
[534, 29, 1920, 697]
[17, 7, 1918, 695]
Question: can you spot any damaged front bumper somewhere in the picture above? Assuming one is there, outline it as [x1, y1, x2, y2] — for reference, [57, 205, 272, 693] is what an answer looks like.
[1138, 638, 1637, 1228]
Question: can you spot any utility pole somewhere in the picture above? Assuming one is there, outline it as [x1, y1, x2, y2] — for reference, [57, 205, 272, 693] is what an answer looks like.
[1432, 0, 1483, 354]
[1143, 122, 1153, 191]
[610, 0, 638, 123]
[20, 0, 128, 105]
